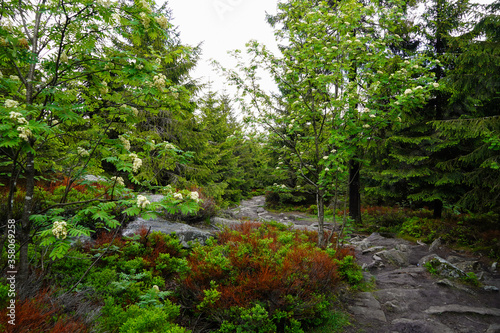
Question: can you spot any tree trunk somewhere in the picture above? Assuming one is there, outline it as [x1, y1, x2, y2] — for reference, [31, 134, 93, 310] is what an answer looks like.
[316, 191, 325, 247]
[433, 199, 443, 219]
[349, 159, 362, 225]
[18, 152, 36, 283]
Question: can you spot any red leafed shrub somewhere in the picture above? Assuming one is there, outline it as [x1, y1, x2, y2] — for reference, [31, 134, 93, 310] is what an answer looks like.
[0, 289, 89, 333]
[176, 222, 352, 331]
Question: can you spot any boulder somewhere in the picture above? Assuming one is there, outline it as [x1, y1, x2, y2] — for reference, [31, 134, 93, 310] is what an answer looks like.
[419, 254, 467, 279]
[429, 237, 442, 252]
[377, 249, 409, 267]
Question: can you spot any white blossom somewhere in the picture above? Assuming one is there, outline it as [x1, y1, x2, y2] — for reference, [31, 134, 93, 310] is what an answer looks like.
[119, 135, 131, 151]
[129, 153, 142, 172]
[404, 89, 412, 95]
[331, 149, 337, 153]
[369, 114, 376, 118]
[325, 168, 330, 172]
[52, 221, 68, 239]
[433, 82, 439, 88]
[363, 124, 371, 129]
[111, 176, 125, 187]
[100, 81, 108, 95]
[111, 13, 121, 26]
[139, 0, 152, 12]
[140, 12, 150, 28]
[5, 99, 19, 108]
[189, 191, 200, 202]
[137, 195, 150, 209]
[77, 147, 90, 157]
[10, 75, 20, 81]
[155, 16, 169, 29]
[152, 73, 166, 90]
[164, 142, 175, 150]
[131, 107, 139, 116]
[60, 52, 68, 63]
[18, 126, 32, 141]
[174, 192, 183, 200]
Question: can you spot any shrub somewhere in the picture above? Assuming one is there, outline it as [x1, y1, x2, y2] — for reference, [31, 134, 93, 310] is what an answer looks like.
[0, 289, 89, 333]
[176, 222, 353, 331]
[98, 296, 188, 333]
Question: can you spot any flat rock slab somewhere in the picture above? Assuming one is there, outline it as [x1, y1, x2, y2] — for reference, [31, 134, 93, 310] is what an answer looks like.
[348, 292, 387, 323]
[391, 318, 455, 333]
[424, 304, 500, 316]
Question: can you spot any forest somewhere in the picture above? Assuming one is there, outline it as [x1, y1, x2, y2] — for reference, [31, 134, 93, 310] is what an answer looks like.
[0, 0, 499, 332]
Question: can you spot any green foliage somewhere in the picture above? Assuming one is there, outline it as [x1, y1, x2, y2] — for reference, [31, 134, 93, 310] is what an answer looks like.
[461, 272, 480, 287]
[335, 255, 363, 286]
[47, 249, 92, 288]
[177, 222, 353, 331]
[98, 296, 187, 333]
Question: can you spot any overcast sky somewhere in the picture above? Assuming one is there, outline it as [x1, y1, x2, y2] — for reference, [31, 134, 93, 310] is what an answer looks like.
[162, 0, 280, 95]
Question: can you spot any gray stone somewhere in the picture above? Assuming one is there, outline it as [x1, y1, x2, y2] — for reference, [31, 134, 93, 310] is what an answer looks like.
[429, 237, 442, 252]
[377, 249, 409, 267]
[492, 262, 498, 272]
[348, 292, 387, 322]
[424, 304, 500, 316]
[487, 324, 500, 333]
[436, 279, 475, 295]
[395, 243, 410, 252]
[123, 217, 213, 248]
[483, 285, 499, 292]
[256, 207, 266, 214]
[362, 246, 385, 254]
[391, 318, 454, 333]
[419, 254, 467, 279]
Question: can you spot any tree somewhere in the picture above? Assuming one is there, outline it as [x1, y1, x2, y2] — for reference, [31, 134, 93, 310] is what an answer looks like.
[0, 0, 199, 283]
[220, 0, 436, 245]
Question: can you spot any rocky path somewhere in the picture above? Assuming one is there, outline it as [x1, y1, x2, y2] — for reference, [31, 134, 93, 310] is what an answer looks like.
[221, 196, 500, 333]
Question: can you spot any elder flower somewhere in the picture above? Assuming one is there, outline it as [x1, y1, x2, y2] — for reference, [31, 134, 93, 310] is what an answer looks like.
[153, 73, 166, 90]
[404, 88, 412, 95]
[119, 135, 131, 151]
[5, 99, 19, 108]
[77, 147, 90, 157]
[174, 192, 183, 200]
[18, 126, 32, 141]
[129, 153, 142, 172]
[137, 195, 150, 209]
[111, 176, 125, 187]
[52, 221, 68, 239]
[323, 156, 328, 160]
[140, 12, 150, 28]
[155, 16, 169, 29]
[189, 191, 200, 202]
[433, 82, 439, 88]
[363, 124, 371, 129]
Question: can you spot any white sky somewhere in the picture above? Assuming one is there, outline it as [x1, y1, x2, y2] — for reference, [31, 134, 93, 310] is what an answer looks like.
[162, 0, 281, 96]
[162, 0, 495, 100]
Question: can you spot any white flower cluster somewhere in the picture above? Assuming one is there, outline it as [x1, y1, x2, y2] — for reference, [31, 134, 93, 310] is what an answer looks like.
[18, 126, 32, 141]
[155, 16, 169, 29]
[273, 183, 287, 189]
[129, 153, 142, 172]
[60, 52, 69, 63]
[153, 73, 166, 90]
[137, 194, 150, 209]
[52, 221, 68, 239]
[5, 99, 20, 108]
[131, 107, 139, 116]
[174, 192, 183, 200]
[139, 0, 152, 13]
[189, 191, 200, 202]
[77, 147, 90, 156]
[97, 0, 114, 7]
[100, 81, 108, 95]
[9, 111, 27, 124]
[10, 75, 19, 81]
[111, 176, 125, 187]
[363, 124, 371, 129]
[164, 142, 175, 150]
[119, 135, 131, 151]
[111, 13, 121, 26]
[140, 12, 150, 28]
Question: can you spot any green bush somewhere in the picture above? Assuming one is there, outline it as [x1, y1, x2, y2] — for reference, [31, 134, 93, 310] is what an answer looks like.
[335, 255, 363, 286]
[98, 296, 188, 333]
[176, 222, 352, 331]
